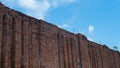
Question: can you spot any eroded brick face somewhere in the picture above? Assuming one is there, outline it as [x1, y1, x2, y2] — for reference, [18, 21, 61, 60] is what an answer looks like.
[0, 2, 120, 68]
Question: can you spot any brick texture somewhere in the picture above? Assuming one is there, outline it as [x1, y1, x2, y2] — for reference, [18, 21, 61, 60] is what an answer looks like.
[0, 2, 120, 68]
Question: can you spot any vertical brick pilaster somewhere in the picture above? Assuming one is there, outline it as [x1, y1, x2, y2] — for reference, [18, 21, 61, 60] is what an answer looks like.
[72, 38, 79, 68]
[68, 38, 73, 68]
[28, 19, 34, 68]
[37, 21, 41, 68]
[4, 15, 12, 68]
[96, 45, 103, 68]
[64, 37, 69, 68]
[57, 33, 61, 68]
[62, 36, 66, 68]
[14, 16, 21, 68]
[0, 14, 3, 68]
[77, 34, 91, 68]
[31, 20, 39, 68]
[100, 46, 108, 68]
[66, 37, 70, 68]
[70, 38, 74, 68]
[1, 15, 7, 68]
[58, 34, 65, 68]
[76, 35, 82, 68]
[23, 18, 30, 68]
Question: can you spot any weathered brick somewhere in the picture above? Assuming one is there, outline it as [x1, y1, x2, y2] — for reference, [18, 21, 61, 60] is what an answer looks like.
[0, 2, 120, 68]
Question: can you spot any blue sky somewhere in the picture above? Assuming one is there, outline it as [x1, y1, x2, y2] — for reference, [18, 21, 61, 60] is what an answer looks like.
[1, 0, 120, 51]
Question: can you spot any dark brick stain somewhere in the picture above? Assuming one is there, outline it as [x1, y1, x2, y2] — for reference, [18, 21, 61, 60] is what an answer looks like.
[0, 2, 120, 68]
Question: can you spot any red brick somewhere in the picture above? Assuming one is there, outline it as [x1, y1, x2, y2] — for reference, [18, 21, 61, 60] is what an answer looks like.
[0, 2, 120, 68]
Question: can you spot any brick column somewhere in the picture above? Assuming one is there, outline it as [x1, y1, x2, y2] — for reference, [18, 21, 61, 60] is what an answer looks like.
[0, 14, 3, 68]
[77, 34, 91, 68]
[14, 15, 22, 68]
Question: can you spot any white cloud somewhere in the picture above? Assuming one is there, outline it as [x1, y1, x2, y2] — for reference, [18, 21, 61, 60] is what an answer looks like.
[51, 0, 75, 7]
[87, 37, 94, 41]
[18, 0, 38, 9]
[1, 0, 75, 19]
[18, 0, 51, 19]
[58, 24, 69, 28]
[88, 25, 94, 33]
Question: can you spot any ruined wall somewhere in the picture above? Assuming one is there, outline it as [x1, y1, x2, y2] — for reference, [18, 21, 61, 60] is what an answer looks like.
[0, 2, 120, 68]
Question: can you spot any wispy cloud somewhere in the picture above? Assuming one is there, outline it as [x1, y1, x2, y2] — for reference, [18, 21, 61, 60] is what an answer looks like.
[88, 25, 94, 33]
[87, 37, 94, 41]
[58, 24, 69, 28]
[18, 0, 38, 9]
[1, 0, 75, 19]
[51, 0, 75, 7]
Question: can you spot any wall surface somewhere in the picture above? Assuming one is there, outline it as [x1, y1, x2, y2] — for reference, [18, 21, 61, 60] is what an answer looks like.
[0, 2, 120, 68]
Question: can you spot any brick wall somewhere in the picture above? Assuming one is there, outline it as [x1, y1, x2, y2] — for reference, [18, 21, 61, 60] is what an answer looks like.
[0, 2, 120, 68]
